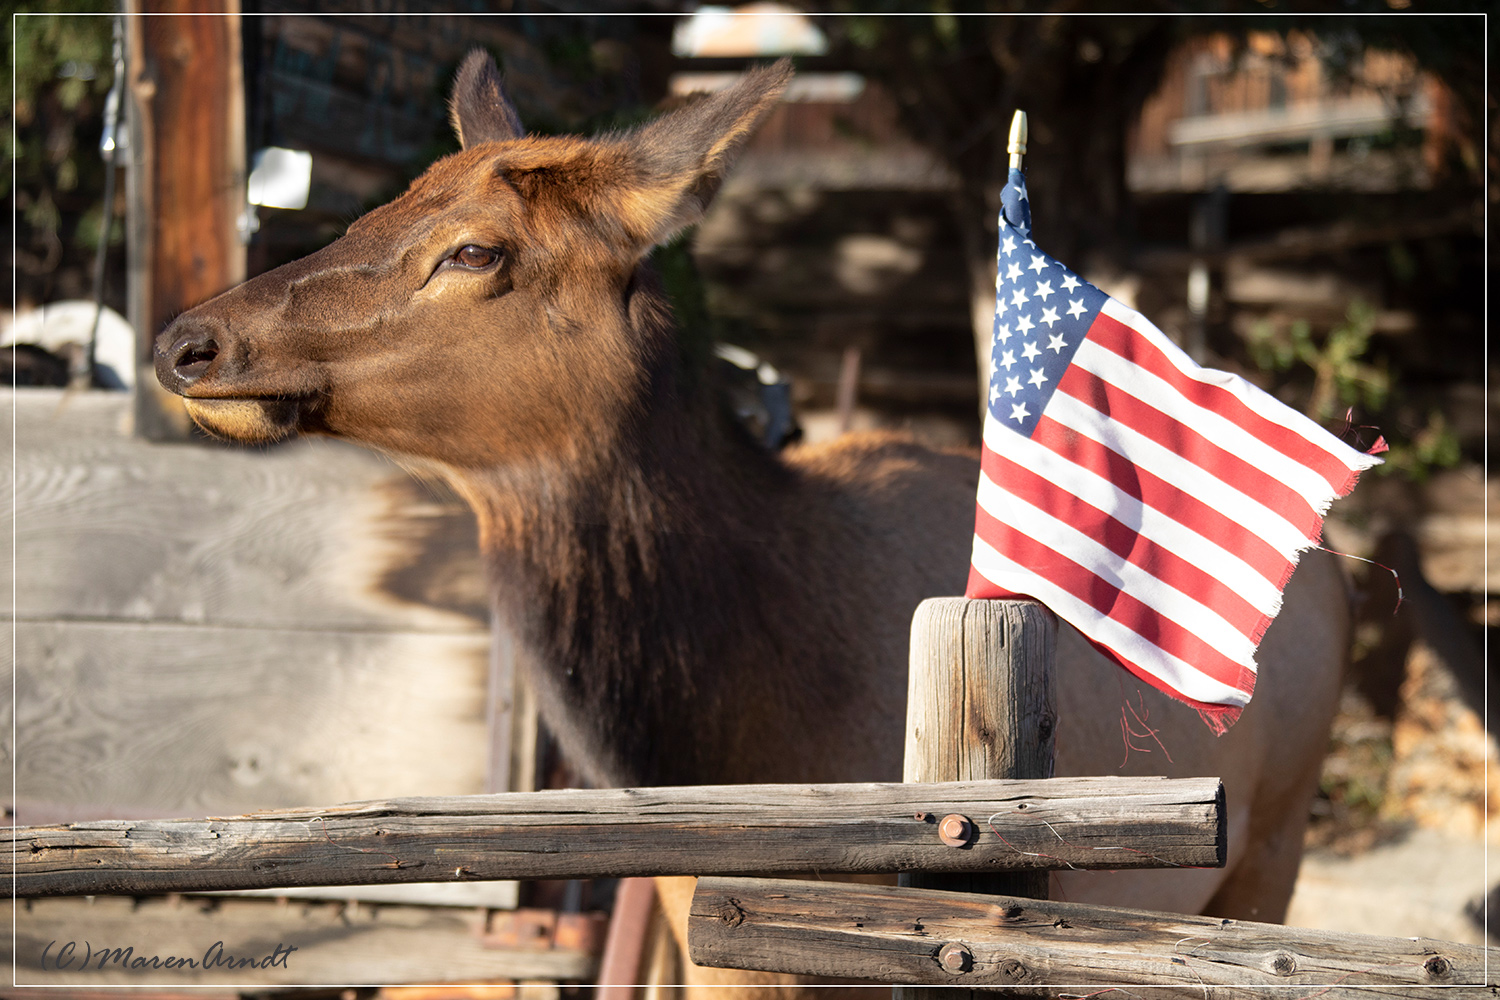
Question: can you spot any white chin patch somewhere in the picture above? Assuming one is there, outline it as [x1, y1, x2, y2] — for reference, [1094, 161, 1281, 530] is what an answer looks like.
[183, 398, 298, 443]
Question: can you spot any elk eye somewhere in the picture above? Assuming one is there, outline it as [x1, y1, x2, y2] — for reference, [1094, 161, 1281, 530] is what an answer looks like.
[452, 245, 500, 269]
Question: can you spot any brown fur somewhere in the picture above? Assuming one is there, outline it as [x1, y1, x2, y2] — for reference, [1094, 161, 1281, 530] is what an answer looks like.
[155, 52, 1347, 989]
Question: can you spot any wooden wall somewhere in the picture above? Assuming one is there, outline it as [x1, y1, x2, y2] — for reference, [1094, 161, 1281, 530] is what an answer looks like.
[7, 389, 492, 818]
[4, 388, 604, 986]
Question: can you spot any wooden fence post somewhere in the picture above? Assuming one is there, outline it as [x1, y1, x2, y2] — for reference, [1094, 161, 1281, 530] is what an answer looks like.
[897, 597, 1056, 997]
[126, 3, 246, 441]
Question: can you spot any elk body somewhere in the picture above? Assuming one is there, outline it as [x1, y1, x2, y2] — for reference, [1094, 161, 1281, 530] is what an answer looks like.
[156, 54, 1348, 981]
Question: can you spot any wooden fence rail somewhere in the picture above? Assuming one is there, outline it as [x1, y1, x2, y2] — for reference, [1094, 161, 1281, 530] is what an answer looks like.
[11, 777, 1223, 898]
[688, 876, 1496, 998]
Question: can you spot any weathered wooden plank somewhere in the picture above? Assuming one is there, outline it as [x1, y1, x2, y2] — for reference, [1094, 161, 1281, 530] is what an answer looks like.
[204, 882, 519, 909]
[10, 777, 1223, 898]
[9, 386, 508, 862]
[8, 389, 486, 633]
[15, 619, 489, 815]
[688, 876, 1498, 997]
[126, 5, 245, 441]
[7, 895, 598, 987]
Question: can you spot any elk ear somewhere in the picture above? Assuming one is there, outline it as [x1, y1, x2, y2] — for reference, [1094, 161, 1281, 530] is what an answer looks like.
[450, 49, 524, 149]
[621, 59, 791, 249]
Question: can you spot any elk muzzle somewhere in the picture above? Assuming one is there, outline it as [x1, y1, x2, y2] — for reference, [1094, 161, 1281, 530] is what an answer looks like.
[155, 315, 303, 444]
[157, 317, 222, 394]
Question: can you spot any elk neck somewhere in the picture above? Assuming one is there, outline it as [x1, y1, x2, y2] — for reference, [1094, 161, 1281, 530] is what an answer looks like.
[438, 267, 802, 788]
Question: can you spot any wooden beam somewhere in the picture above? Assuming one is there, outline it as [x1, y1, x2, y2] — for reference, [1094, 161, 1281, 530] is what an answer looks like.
[10, 777, 1224, 899]
[126, 4, 246, 441]
[688, 876, 1496, 997]
[1136, 205, 1478, 271]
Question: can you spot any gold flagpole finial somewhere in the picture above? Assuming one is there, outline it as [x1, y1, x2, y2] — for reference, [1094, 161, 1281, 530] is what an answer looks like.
[1007, 110, 1028, 170]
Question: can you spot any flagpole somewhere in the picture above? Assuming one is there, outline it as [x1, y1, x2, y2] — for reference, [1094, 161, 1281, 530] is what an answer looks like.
[1008, 109, 1027, 171]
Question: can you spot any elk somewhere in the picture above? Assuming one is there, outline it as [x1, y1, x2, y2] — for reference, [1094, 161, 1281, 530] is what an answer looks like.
[156, 53, 1349, 985]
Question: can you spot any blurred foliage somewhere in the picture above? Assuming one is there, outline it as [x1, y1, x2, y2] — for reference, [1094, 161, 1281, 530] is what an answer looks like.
[8, 3, 119, 305]
[1308, 697, 1401, 855]
[818, 9, 1483, 258]
[818, 11, 1179, 269]
[1249, 301, 1389, 423]
[820, 8, 1480, 477]
[1380, 411, 1463, 483]
[1249, 301, 1461, 482]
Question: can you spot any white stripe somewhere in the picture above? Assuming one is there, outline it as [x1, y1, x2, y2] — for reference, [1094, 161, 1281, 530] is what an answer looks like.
[1043, 389, 1311, 560]
[1072, 339, 1337, 508]
[975, 468, 1258, 668]
[969, 534, 1252, 708]
[981, 417, 1282, 613]
[1099, 298, 1382, 476]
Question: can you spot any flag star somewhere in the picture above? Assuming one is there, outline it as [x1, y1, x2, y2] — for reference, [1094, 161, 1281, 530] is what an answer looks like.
[1005, 262, 1024, 281]
[994, 294, 1008, 318]
[1015, 313, 1035, 335]
[1040, 306, 1060, 328]
[1028, 254, 1048, 274]
[1001, 234, 1017, 255]
[995, 321, 1012, 344]
[1047, 332, 1068, 353]
[1010, 287, 1029, 308]
[1033, 279, 1054, 301]
[1028, 368, 1048, 388]
[1067, 297, 1087, 319]
[1009, 401, 1030, 424]
[998, 349, 1017, 370]
[1004, 375, 1022, 397]
[1021, 340, 1041, 362]
[1015, 183, 1028, 202]
[1061, 273, 1082, 292]
[1017, 222, 1030, 237]
[989, 380, 1001, 404]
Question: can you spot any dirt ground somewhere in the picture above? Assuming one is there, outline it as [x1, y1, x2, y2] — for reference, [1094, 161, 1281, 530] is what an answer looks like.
[1286, 663, 1494, 947]
[1287, 827, 1490, 946]
[1287, 467, 1493, 948]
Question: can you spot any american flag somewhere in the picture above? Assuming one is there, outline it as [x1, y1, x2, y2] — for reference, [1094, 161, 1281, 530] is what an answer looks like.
[966, 167, 1381, 733]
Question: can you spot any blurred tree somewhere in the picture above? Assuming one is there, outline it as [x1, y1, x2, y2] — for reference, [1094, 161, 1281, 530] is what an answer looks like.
[1249, 301, 1389, 426]
[819, 11, 1178, 377]
[7, 2, 120, 309]
[814, 7, 1484, 471]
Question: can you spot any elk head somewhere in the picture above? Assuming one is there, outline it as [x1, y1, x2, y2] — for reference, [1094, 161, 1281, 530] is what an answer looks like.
[154, 53, 790, 474]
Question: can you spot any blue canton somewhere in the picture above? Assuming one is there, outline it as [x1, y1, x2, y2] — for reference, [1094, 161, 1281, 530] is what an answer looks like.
[988, 167, 1107, 437]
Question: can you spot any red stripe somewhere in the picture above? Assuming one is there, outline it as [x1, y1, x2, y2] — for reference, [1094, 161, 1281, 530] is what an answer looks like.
[965, 561, 1251, 729]
[971, 504, 1255, 695]
[979, 446, 1268, 640]
[1089, 312, 1356, 493]
[1074, 631, 1250, 733]
[1030, 416, 1291, 585]
[1056, 364, 1321, 540]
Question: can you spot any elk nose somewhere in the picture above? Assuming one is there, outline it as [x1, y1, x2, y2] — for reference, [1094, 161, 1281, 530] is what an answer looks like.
[155, 320, 222, 395]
